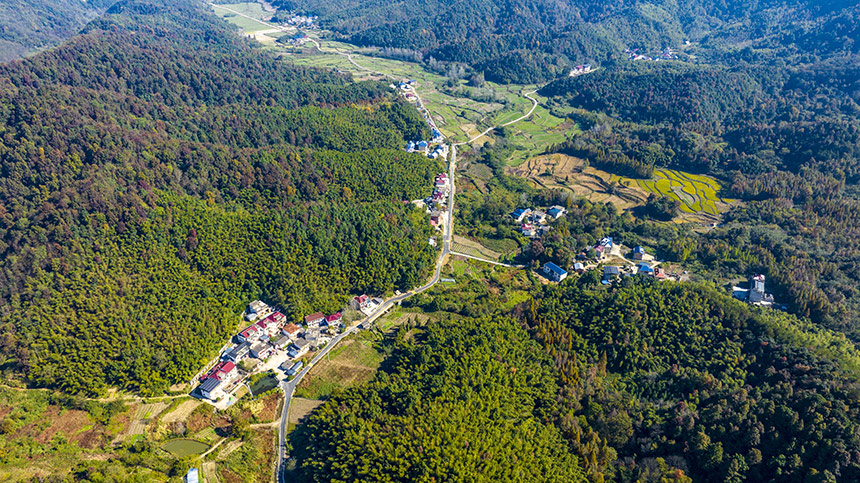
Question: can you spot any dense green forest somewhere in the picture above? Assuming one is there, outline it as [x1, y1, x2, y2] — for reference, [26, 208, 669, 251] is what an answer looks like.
[0, 0, 439, 396]
[293, 270, 860, 482]
[290, 317, 588, 482]
[0, 0, 116, 61]
[276, 0, 860, 82]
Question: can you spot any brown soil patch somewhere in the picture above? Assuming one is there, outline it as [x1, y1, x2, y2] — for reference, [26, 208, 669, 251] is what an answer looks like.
[256, 393, 282, 423]
[183, 406, 232, 439]
[507, 154, 650, 210]
[161, 400, 201, 423]
[289, 398, 325, 425]
[220, 468, 244, 483]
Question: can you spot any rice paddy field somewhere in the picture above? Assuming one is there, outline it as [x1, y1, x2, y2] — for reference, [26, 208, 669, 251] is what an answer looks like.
[509, 154, 734, 221]
[636, 169, 734, 216]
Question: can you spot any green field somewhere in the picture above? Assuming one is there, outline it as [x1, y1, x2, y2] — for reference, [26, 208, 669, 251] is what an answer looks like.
[293, 334, 385, 400]
[211, 2, 274, 33]
[636, 169, 733, 215]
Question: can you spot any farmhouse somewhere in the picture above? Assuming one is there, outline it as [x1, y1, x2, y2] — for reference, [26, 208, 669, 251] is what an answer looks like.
[352, 294, 371, 310]
[304, 312, 325, 328]
[199, 378, 222, 400]
[325, 313, 343, 328]
[632, 246, 646, 260]
[542, 262, 568, 282]
[225, 342, 251, 362]
[547, 206, 567, 219]
[511, 208, 532, 222]
[574, 262, 585, 273]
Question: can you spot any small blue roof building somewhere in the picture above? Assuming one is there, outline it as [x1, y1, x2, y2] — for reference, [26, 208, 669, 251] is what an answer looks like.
[637, 263, 654, 274]
[542, 262, 568, 282]
[186, 468, 199, 483]
[417, 140, 428, 149]
[634, 246, 645, 254]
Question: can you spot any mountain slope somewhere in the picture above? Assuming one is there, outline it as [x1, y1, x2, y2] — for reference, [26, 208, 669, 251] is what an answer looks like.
[0, 0, 117, 61]
[0, 0, 438, 395]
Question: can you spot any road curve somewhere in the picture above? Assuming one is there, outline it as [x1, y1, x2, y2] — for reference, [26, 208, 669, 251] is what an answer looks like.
[276, 146, 457, 482]
[454, 91, 539, 146]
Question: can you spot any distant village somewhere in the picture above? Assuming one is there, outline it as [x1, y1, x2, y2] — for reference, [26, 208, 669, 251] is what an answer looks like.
[194, 296, 382, 404]
[625, 46, 681, 62]
[569, 64, 595, 77]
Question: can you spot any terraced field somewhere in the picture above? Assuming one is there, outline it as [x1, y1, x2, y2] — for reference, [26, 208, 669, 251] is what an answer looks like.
[636, 169, 734, 216]
[509, 154, 734, 222]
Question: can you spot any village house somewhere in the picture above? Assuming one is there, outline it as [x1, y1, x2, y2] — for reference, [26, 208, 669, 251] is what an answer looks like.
[287, 338, 311, 359]
[200, 360, 237, 383]
[637, 262, 654, 275]
[250, 342, 274, 360]
[530, 211, 548, 224]
[632, 246, 646, 260]
[272, 335, 292, 350]
[542, 262, 568, 282]
[603, 265, 621, 284]
[521, 223, 535, 237]
[511, 208, 532, 223]
[304, 312, 325, 328]
[225, 342, 250, 362]
[281, 323, 301, 339]
[547, 206, 567, 220]
[199, 378, 222, 400]
[236, 323, 262, 344]
[282, 361, 304, 376]
[573, 262, 585, 273]
[325, 313, 343, 332]
[352, 294, 371, 310]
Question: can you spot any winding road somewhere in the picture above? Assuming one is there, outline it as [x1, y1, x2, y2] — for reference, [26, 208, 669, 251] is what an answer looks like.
[203, 7, 536, 480]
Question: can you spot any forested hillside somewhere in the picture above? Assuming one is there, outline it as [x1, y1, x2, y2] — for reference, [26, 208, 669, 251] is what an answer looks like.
[0, 0, 439, 395]
[293, 274, 860, 482]
[276, 0, 860, 82]
[0, 0, 116, 61]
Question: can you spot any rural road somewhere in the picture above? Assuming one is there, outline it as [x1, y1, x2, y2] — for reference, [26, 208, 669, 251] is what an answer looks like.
[276, 145, 457, 482]
[455, 90, 539, 146]
[449, 251, 525, 268]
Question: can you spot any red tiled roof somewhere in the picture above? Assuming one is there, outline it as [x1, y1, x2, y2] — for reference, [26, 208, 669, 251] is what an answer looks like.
[283, 323, 301, 335]
[304, 312, 324, 323]
[325, 313, 342, 323]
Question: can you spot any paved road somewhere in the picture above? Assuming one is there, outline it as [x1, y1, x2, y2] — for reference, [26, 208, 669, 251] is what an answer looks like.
[276, 146, 457, 482]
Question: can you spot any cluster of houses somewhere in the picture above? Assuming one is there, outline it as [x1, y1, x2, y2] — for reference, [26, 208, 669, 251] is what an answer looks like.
[569, 64, 594, 77]
[733, 274, 776, 307]
[625, 47, 679, 61]
[428, 143, 448, 159]
[198, 300, 345, 400]
[392, 81, 444, 144]
[427, 173, 451, 229]
[282, 14, 317, 28]
[284, 32, 310, 45]
[511, 205, 567, 239]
